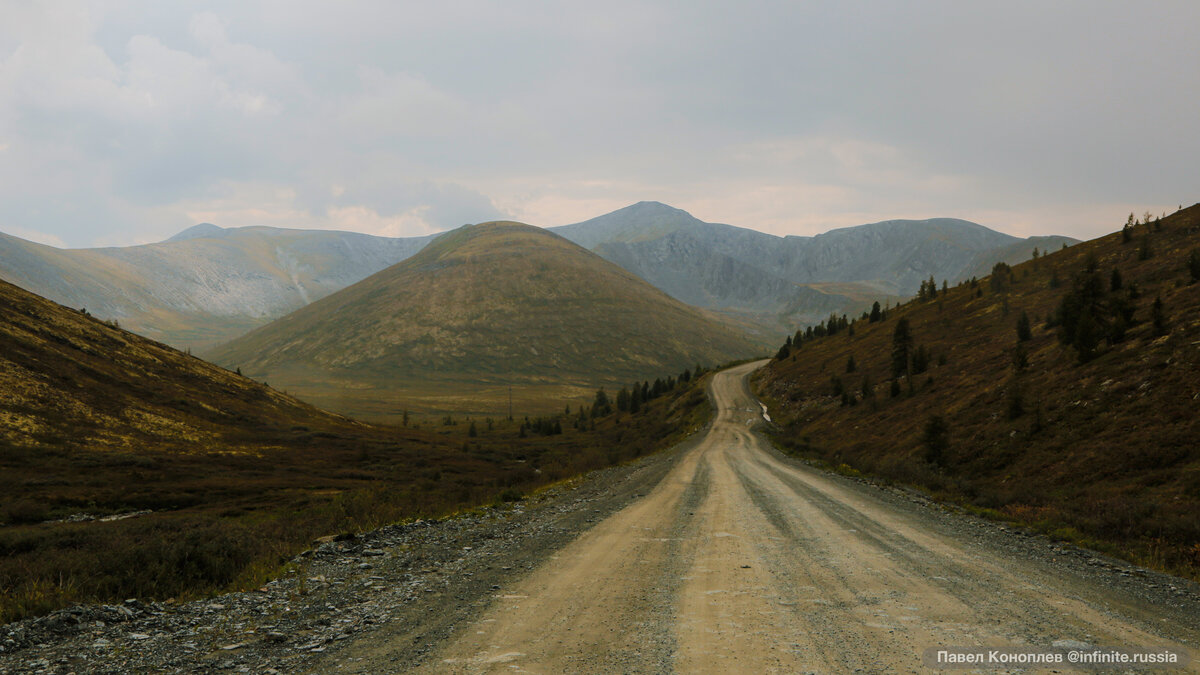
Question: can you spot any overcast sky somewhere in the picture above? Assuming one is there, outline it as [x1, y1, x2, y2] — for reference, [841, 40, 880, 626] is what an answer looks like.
[1, 1, 1197, 248]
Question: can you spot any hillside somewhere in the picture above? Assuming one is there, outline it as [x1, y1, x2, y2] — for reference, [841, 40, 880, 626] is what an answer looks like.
[0, 276, 716, 621]
[753, 204, 1200, 577]
[0, 202, 1073, 352]
[206, 222, 763, 418]
[0, 225, 434, 350]
[553, 202, 1076, 338]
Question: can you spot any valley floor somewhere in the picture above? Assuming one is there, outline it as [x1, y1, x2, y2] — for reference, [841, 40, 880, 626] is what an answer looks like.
[2, 363, 1198, 673]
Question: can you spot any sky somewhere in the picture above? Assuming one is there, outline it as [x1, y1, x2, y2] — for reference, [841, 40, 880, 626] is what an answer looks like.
[0, 1, 1197, 248]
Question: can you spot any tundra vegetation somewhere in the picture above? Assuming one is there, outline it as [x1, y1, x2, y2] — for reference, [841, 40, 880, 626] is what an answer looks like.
[0, 278, 714, 622]
[757, 205, 1200, 579]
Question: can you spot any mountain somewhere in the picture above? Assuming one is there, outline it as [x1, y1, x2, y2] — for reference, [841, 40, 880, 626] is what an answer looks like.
[0, 202, 1076, 352]
[0, 273, 714, 622]
[0, 277, 358, 455]
[754, 203, 1200, 578]
[0, 225, 435, 351]
[552, 202, 1077, 338]
[206, 222, 764, 417]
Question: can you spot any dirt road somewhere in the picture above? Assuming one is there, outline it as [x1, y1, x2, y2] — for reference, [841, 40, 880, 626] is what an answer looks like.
[342, 361, 1200, 673]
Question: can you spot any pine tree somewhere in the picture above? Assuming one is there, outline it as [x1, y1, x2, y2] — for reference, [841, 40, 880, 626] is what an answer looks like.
[1188, 249, 1200, 283]
[990, 262, 1013, 293]
[922, 415, 949, 466]
[913, 345, 931, 374]
[1110, 268, 1123, 292]
[1152, 296, 1168, 337]
[846, 355, 857, 373]
[869, 301, 882, 323]
[891, 318, 913, 380]
[829, 375, 844, 397]
[1016, 311, 1032, 342]
[1057, 256, 1108, 362]
[468, 421, 477, 437]
[592, 389, 612, 417]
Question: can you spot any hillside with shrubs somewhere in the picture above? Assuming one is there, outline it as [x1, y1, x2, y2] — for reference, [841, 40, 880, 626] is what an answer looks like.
[754, 204, 1200, 578]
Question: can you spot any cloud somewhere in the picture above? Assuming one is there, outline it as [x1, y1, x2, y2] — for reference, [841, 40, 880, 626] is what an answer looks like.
[0, 2, 1197, 247]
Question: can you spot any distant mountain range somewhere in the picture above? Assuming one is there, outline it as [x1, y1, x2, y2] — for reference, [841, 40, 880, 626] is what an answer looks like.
[0, 226, 434, 350]
[206, 222, 762, 417]
[552, 202, 1077, 337]
[0, 203, 1076, 349]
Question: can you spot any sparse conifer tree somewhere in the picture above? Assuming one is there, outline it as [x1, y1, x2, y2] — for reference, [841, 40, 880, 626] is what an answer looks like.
[830, 375, 844, 397]
[869, 301, 882, 323]
[1188, 249, 1200, 283]
[990, 262, 1013, 293]
[846, 355, 857, 373]
[922, 415, 949, 466]
[1016, 311, 1032, 342]
[891, 318, 913, 380]
[911, 344, 930, 375]
[592, 389, 612, 417]
[1152, 296, 1168, 337]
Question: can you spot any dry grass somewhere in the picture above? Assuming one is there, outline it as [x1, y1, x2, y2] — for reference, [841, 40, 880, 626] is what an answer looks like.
[755, 204, 1200, 579]
[205, 222, 766, 416]
[0, 277, 714, 622]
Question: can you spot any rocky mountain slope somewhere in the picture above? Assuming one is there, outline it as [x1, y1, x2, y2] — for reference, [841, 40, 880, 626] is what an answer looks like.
[206, 222, 763, 417]
[0, 226, 434, 350]
[553, 202, 1077, 338]
[754, 203, 1200, 577]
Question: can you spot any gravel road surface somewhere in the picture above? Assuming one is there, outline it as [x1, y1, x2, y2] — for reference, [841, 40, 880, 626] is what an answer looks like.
[3, 361, 1197, 674]
[335, 360, 1200, 673]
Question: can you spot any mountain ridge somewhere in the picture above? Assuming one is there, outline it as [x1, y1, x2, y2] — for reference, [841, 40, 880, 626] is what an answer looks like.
[0, 202, 1076, 350]
[206, 221, 764, 417]
[755, 202, 1200, 578]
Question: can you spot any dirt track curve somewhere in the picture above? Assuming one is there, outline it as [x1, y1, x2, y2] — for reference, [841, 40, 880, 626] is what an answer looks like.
[332, 361, 1200, 673]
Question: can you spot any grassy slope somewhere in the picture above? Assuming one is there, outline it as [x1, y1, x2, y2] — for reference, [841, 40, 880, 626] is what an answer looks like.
[0, 277, 714, 622]
[754, 205, 1200, 578]
[207, 222, 765, 418]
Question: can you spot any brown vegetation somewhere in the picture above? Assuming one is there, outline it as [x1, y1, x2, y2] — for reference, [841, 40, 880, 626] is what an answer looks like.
[0, 278, 712, 622]
[204, 222, 764, 419]
[754, 204, 1200, 579]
